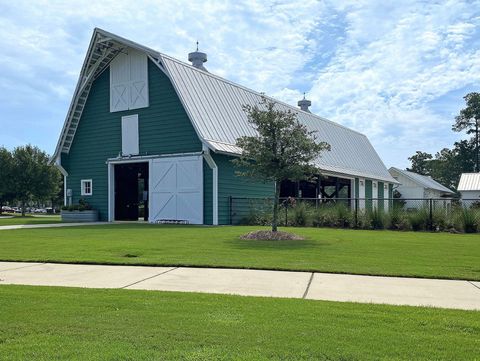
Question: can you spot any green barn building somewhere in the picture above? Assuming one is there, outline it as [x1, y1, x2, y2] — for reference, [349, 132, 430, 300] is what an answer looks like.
[53, 28, 397, 224]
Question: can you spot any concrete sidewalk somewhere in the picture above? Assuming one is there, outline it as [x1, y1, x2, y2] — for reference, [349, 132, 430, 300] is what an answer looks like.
[0, 261, 479, 310]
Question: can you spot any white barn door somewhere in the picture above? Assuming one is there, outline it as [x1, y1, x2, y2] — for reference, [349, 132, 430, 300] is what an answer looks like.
[150, 156, 203, 224]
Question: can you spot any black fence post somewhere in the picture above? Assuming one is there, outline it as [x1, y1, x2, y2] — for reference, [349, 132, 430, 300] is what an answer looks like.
[229, 196, 233, 225]
[429, 198, 433, 231]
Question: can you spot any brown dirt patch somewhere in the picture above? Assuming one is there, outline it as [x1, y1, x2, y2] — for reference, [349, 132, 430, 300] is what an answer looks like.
[239, 230, 305, 241]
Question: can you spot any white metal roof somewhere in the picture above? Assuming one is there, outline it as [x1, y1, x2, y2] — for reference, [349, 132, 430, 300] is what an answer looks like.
[54, 28, 397, 183]
[161, 54, 396, 183]
[457, 173, 480, 191]
[389, 167, 454, 194]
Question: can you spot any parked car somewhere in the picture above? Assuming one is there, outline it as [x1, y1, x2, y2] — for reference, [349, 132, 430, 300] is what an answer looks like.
[1, 206, 13, 212]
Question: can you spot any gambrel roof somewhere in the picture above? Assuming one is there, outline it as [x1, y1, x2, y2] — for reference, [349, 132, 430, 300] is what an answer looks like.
[54, 28, 397, 183]
[389, 167, 454, 194]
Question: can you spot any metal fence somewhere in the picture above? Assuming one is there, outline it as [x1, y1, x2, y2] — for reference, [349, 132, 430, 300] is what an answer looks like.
[229, 197, 480, 232]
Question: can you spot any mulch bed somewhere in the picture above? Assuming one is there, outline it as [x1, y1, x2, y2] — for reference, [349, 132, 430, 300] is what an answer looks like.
[239, 230, 305, 241]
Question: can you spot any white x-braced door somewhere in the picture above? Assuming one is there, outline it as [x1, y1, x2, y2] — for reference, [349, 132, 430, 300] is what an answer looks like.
[150, 156, 203, 224]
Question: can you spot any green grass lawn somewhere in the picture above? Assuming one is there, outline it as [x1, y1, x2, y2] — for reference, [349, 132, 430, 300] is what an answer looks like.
[0, 224, 479, 280]
[0, 285, 478, 360]
[0, 214, 61, 226]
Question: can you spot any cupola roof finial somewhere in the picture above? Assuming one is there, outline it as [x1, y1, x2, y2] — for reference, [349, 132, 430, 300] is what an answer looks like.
[298, 92, 312, 112]
[188, 41, 208, 71]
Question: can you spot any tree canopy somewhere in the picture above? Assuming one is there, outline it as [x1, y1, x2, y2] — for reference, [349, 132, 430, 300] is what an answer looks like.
[407, 138, 476, 190]
[407, 92, 479, 190]
[234, 97, 330, 232]
[0, 145, 61, 215]
[0, 147, 14, 211]
[453, 92, 480, 172]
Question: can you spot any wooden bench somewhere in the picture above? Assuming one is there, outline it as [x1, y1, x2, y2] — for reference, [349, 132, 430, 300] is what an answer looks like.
[155, 219, 189, 225]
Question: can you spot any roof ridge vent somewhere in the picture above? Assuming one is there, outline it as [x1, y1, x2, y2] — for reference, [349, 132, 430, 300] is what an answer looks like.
[298, 92, 311, 112]
[188, 41, 208, 71]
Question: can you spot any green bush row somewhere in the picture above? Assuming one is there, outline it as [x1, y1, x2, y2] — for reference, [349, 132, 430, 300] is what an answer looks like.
[241, 203, 480, 233]
[61, 198, 92, 211]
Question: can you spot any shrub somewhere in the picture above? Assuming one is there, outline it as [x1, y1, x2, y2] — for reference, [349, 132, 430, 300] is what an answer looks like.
[368, 208, 387, 230]
[408, 208, 429, 231]
[355, 209, 372, 230]
[289, 202, 313, 227]
[242, 201, 273, 226]
[431, 208, 448, 232]
[313, 203, 352, 228]
[335, 203, 353, 228]
[456, 208, 478, 233]
[387, 208, 409, 231]
[312, 206, 333, 228]
[61, 199, 93, 211]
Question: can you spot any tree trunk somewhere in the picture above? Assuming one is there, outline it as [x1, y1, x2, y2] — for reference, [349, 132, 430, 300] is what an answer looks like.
[21, 200, 26, 217]
[272, 181, 280, 232]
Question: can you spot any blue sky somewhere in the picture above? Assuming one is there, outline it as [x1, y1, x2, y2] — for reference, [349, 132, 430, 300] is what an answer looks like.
[1, 0, 479, 168]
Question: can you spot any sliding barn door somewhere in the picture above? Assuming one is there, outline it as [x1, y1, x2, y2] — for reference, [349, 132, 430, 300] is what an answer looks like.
[149, 156, 203, 224]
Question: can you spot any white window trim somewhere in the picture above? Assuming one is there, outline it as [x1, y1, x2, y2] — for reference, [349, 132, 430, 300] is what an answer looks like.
[81, 179, 93, 196]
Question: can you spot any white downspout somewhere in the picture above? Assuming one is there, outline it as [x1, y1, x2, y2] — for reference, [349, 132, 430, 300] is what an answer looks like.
[54, 156, 68, 207]
[203, 145, 218, 225]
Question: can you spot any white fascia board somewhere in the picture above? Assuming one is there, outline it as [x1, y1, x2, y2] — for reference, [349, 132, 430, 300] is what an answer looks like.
[52, 30, 102, 160]
[202, 144, 218, 225]
[54, 156, 68, 176]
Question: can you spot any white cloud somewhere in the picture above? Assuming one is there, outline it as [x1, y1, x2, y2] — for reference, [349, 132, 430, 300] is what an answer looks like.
[0, 0, 479, 168]
[303, 0, 480, 167]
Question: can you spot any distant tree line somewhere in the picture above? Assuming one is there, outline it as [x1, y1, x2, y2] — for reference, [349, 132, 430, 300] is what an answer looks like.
[407, 92, 480, 190]
[0, 145, 62, 216]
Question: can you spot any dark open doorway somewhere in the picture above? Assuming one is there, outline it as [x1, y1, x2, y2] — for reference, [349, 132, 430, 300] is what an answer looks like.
[280, 175, 352, 199]
[114, 162, 149, 221]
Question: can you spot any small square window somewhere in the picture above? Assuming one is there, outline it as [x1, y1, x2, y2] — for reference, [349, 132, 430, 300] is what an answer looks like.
[81, 179, 92, 196]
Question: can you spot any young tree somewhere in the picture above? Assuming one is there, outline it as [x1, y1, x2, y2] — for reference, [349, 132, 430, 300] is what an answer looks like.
[0, 147, 14, 214]
[234, 98, 330, 232]
[11, 145, 61, 216]
[453, 92, 480, 172]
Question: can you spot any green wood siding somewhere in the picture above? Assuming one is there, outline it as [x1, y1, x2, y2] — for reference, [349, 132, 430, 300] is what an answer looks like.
[388, 183, 394, 209]
[378, 181, 384, 211]
[365, 179, 373, 210]
[203, 159, 213, 225]
[213, 153, 274, 225]
[62, 60, 202, 220]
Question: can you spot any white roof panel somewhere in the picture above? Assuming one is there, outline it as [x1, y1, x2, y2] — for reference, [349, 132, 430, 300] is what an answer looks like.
[389, 167, 454, 193]
[458, 173, 480, 191]
[161, 55, 396, 183]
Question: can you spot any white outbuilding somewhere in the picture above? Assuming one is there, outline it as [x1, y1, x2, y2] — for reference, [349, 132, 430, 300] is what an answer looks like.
[457, 173, 480, 201]
[389, 167, 454, 209]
